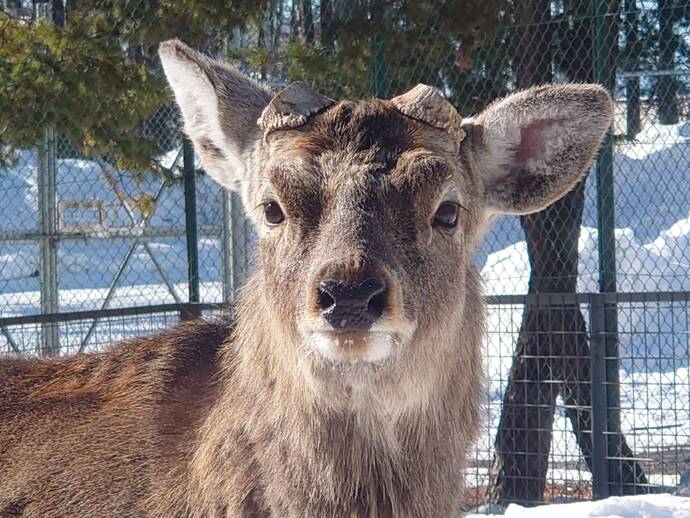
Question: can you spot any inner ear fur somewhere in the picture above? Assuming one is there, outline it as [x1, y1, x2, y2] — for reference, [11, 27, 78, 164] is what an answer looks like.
[159, 39, 272, 193]
[466, 83, 613, 216]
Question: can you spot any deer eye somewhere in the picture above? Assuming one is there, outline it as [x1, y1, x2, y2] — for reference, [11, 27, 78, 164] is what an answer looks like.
[432, 202, 459, 229]
[263, 201, 285, 226]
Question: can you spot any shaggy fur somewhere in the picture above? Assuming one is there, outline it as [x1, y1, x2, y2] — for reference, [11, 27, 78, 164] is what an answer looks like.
[0, 40, 613, 517]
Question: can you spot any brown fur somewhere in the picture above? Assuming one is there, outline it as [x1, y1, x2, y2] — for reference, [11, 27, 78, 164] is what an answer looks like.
[0, 319, 229, 517]
[0, 40, 612, 517]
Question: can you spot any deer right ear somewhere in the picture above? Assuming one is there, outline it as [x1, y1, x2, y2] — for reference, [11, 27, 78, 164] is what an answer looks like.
[462, 84, 612, 216]
[158, 39, 272, 192]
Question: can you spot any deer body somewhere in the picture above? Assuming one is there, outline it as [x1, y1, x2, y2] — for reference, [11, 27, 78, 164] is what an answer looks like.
[0, 286, 482, 517]
[0, 40, 613, 517]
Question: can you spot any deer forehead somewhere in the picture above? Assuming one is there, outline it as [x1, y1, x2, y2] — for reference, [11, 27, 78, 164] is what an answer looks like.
[255, 100, 468, 206]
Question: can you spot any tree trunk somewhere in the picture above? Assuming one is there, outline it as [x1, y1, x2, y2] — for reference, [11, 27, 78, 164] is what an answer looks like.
[300, 0, 315, 45]
[320, 0, 335, 51]
[658, 0, 678, 124]
[624, 0, 641, 138]
[490, 0, 647, 506]
[51, 0, 65, 27]
[489, 179, 587, 505]
[289, 1, 299, 43]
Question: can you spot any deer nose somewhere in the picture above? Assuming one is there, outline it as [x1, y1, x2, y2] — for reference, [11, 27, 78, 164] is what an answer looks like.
[317, 278, 387, 331]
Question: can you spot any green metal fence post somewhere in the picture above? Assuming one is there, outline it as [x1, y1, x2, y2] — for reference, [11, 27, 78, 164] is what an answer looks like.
[183, 138, 201, 318]
[36, 3, 59, 356]
[221, 191, 234, 303]
[658, 0, 679, 125]
[229, 191, 249, 293]
[590, 294, 611, 499]
[38, 127, 59, 354]
[624, 0, 641, 138]
[594, 0, 623, 496]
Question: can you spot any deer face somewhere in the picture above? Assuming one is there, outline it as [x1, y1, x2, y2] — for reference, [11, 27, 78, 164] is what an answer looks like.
[160, 40, 612, 392]
[255, 98, 476, 370]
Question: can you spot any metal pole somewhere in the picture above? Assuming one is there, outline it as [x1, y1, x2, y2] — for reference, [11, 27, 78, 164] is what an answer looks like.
[590, 294, 610, 499]
[595, 1, 618, 295]
[183, 139, 201, 316]
[594, 0, 623, 496]
[37, 5, 59, 356]
[221, 191, 234, 303]
[220, 30, 245, 303]
[38, 120, 60, 356]
[657, 0, 679, 125]
[230, 191, 248, 295]
[624, 0, 641, 138]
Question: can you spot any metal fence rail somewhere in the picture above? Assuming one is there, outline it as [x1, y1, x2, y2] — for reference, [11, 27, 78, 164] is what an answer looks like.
[0, 302, 226, 356]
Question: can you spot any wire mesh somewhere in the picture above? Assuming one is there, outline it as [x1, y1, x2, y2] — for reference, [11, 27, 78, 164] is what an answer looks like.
[1, 0, 690, 512]
[464, 299, 595, 511]
[611, 296, 690, 496]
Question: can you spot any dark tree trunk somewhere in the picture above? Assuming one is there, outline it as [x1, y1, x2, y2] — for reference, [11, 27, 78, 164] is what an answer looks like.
[625, 0, 641, 138]
[658, 0, 678, 124]
[489, 180, 588, 505]
[271, 0, 280, 53]
[490, 0, 647, 506]
[488, 0, 556, 504]
[289, 1, 299, 43]
[320, 0, 335, 51]
[51, 0, 64, 27]
[300, 0, 315, 45]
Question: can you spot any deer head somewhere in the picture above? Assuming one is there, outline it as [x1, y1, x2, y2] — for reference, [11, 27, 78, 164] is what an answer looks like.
[159, 40, 612, 403]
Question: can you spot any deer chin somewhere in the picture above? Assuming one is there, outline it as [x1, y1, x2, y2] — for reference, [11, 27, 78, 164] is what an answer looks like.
[300, 317, 416, 367]
[306, 330, 395, 364]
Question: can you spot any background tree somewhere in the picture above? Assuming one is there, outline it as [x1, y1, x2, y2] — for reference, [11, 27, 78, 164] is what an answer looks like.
[234, 0, 509, 104]
[657, 0, 679, 124]
[489, 0, 652, 505]
[0, 0, 270, 170]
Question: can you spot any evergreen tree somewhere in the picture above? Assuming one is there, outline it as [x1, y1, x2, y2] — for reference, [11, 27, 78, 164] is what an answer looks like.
[0, 1, 270, 169]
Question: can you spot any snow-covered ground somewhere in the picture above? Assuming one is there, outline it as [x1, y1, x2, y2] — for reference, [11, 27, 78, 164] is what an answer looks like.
[0, 148, 239, 317]
[469, 494, 690, 517]
[1, 121, 689, 504]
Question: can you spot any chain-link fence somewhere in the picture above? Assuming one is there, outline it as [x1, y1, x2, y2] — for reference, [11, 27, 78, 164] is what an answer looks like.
[1, 0, 689, 512]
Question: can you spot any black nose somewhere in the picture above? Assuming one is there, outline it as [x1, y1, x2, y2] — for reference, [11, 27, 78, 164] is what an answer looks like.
[317, 278, 387, 330]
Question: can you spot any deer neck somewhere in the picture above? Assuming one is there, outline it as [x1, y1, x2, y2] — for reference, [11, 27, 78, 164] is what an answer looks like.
[188, 272, 483, 513]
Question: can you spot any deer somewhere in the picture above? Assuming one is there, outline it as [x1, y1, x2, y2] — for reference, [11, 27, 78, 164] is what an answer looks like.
[0, 39, 613, 517]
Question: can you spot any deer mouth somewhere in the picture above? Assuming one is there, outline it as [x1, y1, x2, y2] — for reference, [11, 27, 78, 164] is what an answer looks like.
[306, 330, 394, 364]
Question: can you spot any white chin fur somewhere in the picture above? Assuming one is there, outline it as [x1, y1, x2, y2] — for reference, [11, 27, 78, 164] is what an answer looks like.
[307, 332, 393, 363]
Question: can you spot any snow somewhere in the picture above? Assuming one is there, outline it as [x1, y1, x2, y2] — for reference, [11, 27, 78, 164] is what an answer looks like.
[0, 148, 229, 313]
[618, 122, 690, 160]
[469, 494, 690, 517]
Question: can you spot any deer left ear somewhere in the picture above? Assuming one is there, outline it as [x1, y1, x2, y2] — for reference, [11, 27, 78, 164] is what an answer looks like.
[158, 39, 272, 194]
[463, 84, 613, 215]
